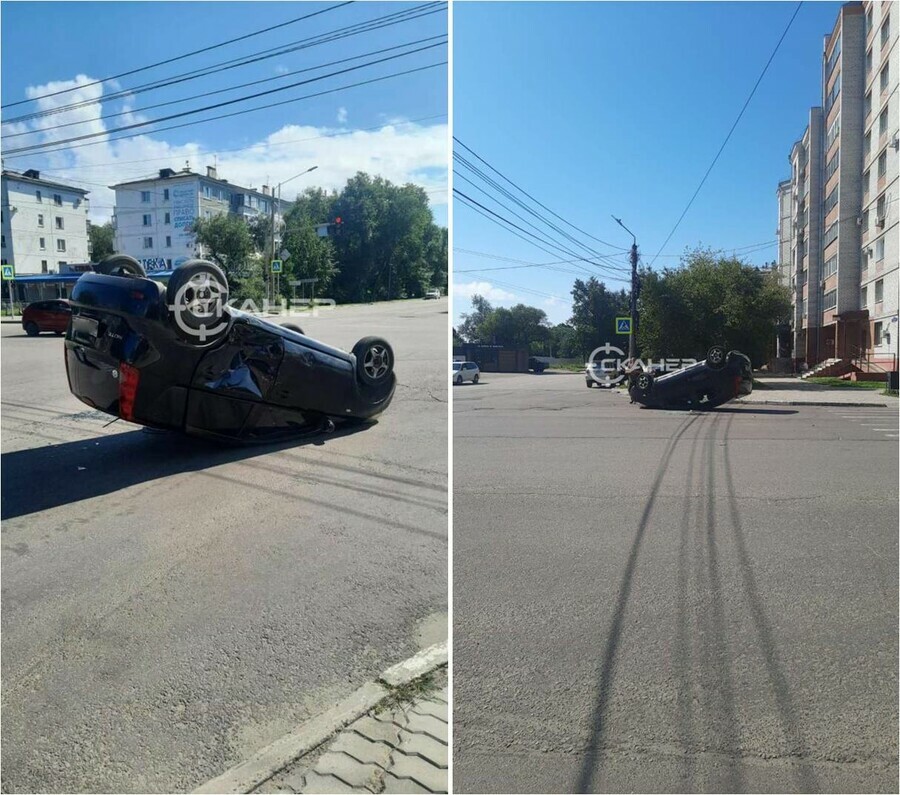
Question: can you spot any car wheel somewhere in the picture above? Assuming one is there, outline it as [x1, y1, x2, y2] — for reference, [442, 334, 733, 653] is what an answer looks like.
[586, 380, 593, 388]
[473, 373, 479, 384]
[94, 254, 146, 278]
[282, 323, 305, 335]
[25, 322, 39, 337]
[353, 336, 394, 387]
[166, 259, 230, 343]
[54, 330, 64, 336]
[707, 345, 727, 370]
[636, 372, 653, 392]
[455, 375, 463, 385]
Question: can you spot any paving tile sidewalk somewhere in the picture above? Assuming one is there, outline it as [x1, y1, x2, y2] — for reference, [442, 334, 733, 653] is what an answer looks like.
[256, 673, 448, 795]
[736, 377, 895, 406]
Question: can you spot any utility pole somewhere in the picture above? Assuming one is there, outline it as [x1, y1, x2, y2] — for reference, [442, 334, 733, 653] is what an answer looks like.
[612, 216, 639, 361]
[267, 165, 318, 306]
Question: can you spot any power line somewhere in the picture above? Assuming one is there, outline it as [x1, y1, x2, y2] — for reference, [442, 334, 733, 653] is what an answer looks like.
[2, 3, 445, 126]
[649, 1, 803, 267]
[3, 36, 447, 141]
[3, 63, 447, 160]
[454, 136, 629, 252]
[4, 45, 448, 156]
[6, 114, 447, 171]
[1, 2, 355, 110]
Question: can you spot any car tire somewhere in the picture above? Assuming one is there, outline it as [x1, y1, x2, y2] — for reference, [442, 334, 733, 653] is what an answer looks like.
[94, 254, 146, 278]
[473, 374, 479, 384]
[706, 345, 727, 370]
[282, 323, 305, 335]
[455, 375, 463, 385]
[352, 336, 394, 387]
[636, 372, 654, 393]
[25, 322, 39, 337]
[54, 330, 64, 336]
[166, 259, 230, 343]
[586, 380, 593, 388]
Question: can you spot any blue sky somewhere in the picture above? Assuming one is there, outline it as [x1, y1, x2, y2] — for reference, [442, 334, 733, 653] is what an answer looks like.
[453, 1, 842, 325]
[1, 2, 448, 223]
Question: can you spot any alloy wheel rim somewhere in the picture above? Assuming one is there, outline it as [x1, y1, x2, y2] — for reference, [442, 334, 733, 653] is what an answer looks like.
[364, 345, 390, 379]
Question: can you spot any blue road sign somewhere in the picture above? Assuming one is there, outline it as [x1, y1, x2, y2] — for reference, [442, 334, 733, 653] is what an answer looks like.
[616, 317, 632, 335]
[271, 259, 283, 273]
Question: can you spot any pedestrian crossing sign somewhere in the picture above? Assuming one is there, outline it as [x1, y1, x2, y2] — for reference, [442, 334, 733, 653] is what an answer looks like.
[271, 260, 282, 273]
[616, 317, 632, 335]
[1, 265, 14, 280]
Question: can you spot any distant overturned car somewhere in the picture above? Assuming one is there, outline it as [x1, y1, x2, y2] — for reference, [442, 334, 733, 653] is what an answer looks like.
[64, 255, 395, 442]
[627, 346, 752, 409]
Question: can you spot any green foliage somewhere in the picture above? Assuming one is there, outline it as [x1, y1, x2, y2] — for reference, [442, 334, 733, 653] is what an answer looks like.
[89, 221, 115, 261]
[637, 248, 792, 367]
[550, 323, 579, 357]
[457, 295, 551, 350]
[568, 277, 630, 357]
[190, 214, 254, 297]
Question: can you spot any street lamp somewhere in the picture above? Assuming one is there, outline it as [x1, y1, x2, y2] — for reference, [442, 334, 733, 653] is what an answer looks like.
[269, 165, 318, 302]
[612, 215, 639, 361]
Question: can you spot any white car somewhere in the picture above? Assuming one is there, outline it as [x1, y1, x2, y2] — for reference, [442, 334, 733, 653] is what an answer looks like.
[452, 361, 480, 384]
[424, 289, 441, 299]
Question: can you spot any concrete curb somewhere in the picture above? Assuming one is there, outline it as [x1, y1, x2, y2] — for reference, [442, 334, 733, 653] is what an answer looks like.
[193, 642, 448, 795]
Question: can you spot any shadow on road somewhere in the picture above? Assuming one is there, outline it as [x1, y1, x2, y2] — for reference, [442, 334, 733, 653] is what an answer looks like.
[1, 424, 369, 521]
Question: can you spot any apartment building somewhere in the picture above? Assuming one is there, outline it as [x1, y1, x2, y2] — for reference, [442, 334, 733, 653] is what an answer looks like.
[775, 179, 793, 290]
[0, 169, 91, 275]
[111, 165, 285, 271]
[787, 110, 824, 363]
[777, 1, 898, 370]
[860, 0, 898, 368]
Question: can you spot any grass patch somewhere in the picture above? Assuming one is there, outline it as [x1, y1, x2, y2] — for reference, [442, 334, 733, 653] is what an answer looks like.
[376, 669, 443, 713]
[806, 377, 898, 397]
[549, 362, 586, 372]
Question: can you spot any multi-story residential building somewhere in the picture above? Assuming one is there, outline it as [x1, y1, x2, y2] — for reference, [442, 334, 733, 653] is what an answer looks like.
[778, 1, 898, 372]
[111, 165, 286, 272]
[860, 0, 898, 369]
[775, 178, 793, 290]
[1, 169, 91, 275]
[788, 110, 825, 364]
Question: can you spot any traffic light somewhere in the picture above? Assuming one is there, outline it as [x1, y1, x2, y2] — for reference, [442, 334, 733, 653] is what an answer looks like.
[334, 216, 343, 236]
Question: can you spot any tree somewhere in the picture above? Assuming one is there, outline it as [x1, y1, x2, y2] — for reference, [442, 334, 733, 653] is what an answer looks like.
[550, 323, 579, 358]
[89, 221, 115, 261]
[457, 296, 550, 350]
[190, 214, 255, 299]
[568, 277, 629, 358]
[637, 247, 792, 366]
[458, 294, 494, 342]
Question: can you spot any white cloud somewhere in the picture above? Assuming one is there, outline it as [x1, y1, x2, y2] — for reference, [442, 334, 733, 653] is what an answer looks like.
[337, 106, 348, 124]
[275, 65, 290, 75]
[453, 280, 518, 302]
[3, 75, 448, 223]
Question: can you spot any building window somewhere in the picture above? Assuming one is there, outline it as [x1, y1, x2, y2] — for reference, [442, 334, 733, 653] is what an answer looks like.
[878, 151, 887, 178]
[880, 64, 889, 93]
[53, 194, 62, 206]
[879, 108, 888, 137]
[163, 189, 170, 201]
[861, 285, 868, 308]
[864, 90, 872, 117]
[164, 212, 171, 224]
[864, 131, 871, 159]
[881, 15, 890, 48]
[866, 47, 873, 75]
[875, 278, 884, 302]
[824, 185, 839, 214]
[826, 149, 840, 181]
[55, 216, 64, 230]
[877, 195, 886, 220]
[825, 73, 841, 112]
[143, 236, 153, 249]
[56, 239, 66, 252]
[866, 6, 873, 36]
[876, 238, 885, 263]
[141, 191, 151, 203]
[35, 190, 42, 203]
[875, 321, 884, 345]
[823, 255, 838, 279]
[37, 213, 44, 227]
[57, 261, 66, 268]
[825, 34, 841, 76]
[41, 260, 48, 272]
[142, 213, 152, 226]
[204, 186, 211, 198]
[39, 237, 46, 250]
[823, 289, 837, 311]
[824, 220, 839, 248]
[863, 170, 870, 200]
[165, 235, 172, 247]
[826, 116, 840, 150]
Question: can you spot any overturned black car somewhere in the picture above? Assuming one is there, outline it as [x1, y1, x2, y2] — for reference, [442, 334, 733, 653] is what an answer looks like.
[627, 346, 752, 410]
[64, 256, 395, 442]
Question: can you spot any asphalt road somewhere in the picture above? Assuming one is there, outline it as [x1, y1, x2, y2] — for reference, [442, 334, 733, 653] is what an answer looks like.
[453, 372, 898, 794]
[0, 299, 448, 793]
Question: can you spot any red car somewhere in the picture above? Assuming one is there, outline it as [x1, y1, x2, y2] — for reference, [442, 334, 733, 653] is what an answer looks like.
[22, 299, 72, 336]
